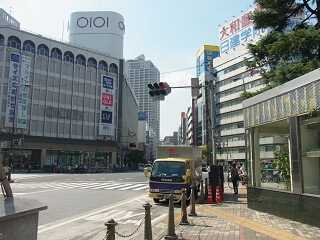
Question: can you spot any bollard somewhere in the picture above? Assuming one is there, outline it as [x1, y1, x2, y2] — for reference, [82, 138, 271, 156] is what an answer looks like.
[164, 194, 178, 240]
[205, 178, 208, 200]
[199, 179, 205, 204]
[104, 219, 117, 240]
[144, 203, 153, 240]
[179, 188, 189, 225]
[188, 184, 197, 216]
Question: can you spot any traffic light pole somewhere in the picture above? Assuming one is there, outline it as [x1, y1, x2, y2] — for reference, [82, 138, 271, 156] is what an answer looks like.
[209, 63, 217, 165]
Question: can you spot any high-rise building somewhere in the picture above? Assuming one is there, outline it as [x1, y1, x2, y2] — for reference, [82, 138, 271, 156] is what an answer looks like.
[214, 5, 304, 164]
[195, 45, 220, 150]
[127, 54, 160, 161]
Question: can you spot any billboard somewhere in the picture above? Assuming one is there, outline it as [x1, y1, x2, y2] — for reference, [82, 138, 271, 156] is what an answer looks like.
[219, 5, 304, 54]
[99, 75, 116, 137]
[5, 53, 31, 129]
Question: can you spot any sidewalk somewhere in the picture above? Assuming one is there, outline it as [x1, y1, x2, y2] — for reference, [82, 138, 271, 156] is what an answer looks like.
[151, 184, 320, 240]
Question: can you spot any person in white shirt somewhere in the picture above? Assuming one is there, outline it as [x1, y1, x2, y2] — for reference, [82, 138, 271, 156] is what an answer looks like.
[239, 163, 247, 184]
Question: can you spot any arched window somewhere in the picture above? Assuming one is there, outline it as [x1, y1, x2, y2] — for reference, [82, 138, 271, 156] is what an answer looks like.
[51, 48, 62, 60]
[98, 61, 108, 72]
[63, 51, 74, 63]
[37, 44, 49, 57]
[7, 36, 21, 49]
[75, 54, 86, 66]
[23, 40, 35, 53]
[87, 57, 97, 68]
[109, 63, 118, 74]
[0, 35, 4, 46]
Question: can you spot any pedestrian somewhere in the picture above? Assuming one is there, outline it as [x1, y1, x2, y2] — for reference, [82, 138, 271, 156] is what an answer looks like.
[28, 163, 31, 173]
[238, 163, 247, 185]
[230, 162, 239, 194]
[4, 165, 14, 183]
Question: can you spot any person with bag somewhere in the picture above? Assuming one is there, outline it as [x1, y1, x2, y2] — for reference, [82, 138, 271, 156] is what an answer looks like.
[230, 162, 239, 194]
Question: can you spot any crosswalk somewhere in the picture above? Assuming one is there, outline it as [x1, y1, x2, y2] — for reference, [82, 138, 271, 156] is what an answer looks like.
[10, 174, 55, 181]
[11, 181, 149, 193]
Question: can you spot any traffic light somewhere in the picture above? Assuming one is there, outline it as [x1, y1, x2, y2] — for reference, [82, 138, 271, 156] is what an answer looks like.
[147, 82, 171, 101]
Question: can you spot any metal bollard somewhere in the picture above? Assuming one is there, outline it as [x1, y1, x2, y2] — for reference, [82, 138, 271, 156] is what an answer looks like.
[188, 184, 197, 216]
[205, 178, 208, 200]
[104, 219, 117, 240]
[144, 203, 153, 240]
[164, 194, 178, 240]
[199, 179, 205, 204]
[179, 188, 189, 225]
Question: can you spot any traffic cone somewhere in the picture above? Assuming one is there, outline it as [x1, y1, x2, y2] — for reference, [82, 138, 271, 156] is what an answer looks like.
[205, 186, 214, 204]
[215, 186, 222, 204]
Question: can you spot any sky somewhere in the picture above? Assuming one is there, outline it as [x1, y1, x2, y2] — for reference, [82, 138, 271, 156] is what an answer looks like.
[1, 0, 255, 139]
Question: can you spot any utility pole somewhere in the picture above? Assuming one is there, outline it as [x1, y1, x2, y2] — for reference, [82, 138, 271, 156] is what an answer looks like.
[208, 62, 217, 165]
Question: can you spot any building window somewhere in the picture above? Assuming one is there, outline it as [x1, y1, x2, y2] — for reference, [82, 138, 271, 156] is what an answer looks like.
[63, 51, 74, 63]
[51, 48, 62, 60]
[37, 44, 49, 57]
[75, 54, 86, 66]
[0, 34, 4, 46]
[22, 40, 35, 53]
[87, 57, 97, 68]
[7, 36, 21, 49]
[109, 63, 118, 74]
[98, 60, 108, 72]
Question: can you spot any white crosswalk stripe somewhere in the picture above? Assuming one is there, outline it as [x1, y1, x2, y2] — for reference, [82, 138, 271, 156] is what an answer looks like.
[11, 181, 148, 192]
[11, 174, 55, 180]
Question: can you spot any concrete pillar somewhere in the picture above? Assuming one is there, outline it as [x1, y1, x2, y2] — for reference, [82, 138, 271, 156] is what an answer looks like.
[253, 127, 261, 187]
[41, 149, 47, 168]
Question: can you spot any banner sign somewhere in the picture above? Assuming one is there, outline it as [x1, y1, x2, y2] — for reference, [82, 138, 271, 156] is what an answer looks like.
[5, 53, 20, 127]
[99, 75, 116, 136]
[17, 55, 31, 129]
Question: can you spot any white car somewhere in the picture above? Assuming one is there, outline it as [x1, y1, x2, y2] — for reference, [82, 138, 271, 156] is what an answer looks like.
[138, 164, 145, 171]
[145, 164, 152, 172]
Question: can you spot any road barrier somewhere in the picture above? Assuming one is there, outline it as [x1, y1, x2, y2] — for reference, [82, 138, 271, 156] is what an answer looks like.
[144, 203, 153, 240]
[205, 178, 208, 200]
[205, 185, 214, 204]
[179, 188, 189, 225]
[104, 219, 117, 240]
[164, 194, 178, 239]
[188, 183, 197, 217]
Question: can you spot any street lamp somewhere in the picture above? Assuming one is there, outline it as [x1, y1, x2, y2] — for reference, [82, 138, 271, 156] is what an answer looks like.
[9, 84, 32, 167]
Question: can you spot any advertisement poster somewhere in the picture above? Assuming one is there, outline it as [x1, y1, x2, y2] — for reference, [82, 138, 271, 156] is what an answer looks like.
[5, 52, 20, 127]
[99, 75, 116, 136]
[17, 55, 31, 129]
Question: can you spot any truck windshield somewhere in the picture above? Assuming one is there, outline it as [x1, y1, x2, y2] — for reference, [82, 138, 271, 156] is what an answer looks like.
[151, 161, 186, 177]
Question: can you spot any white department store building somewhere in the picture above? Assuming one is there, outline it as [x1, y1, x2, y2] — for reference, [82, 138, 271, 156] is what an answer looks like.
[0, 9, 138, 170]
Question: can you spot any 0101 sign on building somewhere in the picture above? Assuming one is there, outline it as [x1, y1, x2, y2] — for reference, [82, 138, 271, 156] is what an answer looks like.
[99, 75, 116, 137]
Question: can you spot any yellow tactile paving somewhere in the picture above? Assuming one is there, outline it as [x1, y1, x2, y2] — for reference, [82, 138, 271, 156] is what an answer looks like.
[198, 205, 307, 240]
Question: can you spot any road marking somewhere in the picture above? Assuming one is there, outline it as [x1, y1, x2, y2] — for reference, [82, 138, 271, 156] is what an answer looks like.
[198, 206, 307, 240]
[14, 189, 60, 195]
[38, 194, 149, 233]
[119, 183, 145, 190]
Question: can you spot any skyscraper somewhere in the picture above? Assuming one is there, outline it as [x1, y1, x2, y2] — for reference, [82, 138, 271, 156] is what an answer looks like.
[127, 54, 160, 161]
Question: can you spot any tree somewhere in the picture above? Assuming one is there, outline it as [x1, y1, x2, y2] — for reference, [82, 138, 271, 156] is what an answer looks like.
[244, 0, 320, 98]
[126, 149, 144, 167]
[273, 145, 291, 190]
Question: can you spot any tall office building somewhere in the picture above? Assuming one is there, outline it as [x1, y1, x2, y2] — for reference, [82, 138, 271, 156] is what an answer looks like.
[195, 45, 219, 149]
[127, 55, 160, 161]
[214, 6, 304, 164]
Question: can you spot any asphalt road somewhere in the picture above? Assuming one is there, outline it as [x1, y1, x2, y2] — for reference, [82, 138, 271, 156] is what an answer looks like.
[9, 171, 191, 240]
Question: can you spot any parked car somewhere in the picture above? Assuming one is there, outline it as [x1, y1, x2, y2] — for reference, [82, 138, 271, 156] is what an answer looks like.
[138, 163, 145, 171]
[145, 164, 152, 172]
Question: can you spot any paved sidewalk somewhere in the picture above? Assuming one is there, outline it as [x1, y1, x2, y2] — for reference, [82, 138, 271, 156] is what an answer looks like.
[150, 184, 320, 240]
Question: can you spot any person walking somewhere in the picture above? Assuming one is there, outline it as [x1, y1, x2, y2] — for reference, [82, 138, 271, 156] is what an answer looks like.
[230, 162, 239, 194]
[4, 165, 14, 183]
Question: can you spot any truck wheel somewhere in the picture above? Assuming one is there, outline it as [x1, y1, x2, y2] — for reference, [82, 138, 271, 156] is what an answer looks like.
[153, 198, 160, 203]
